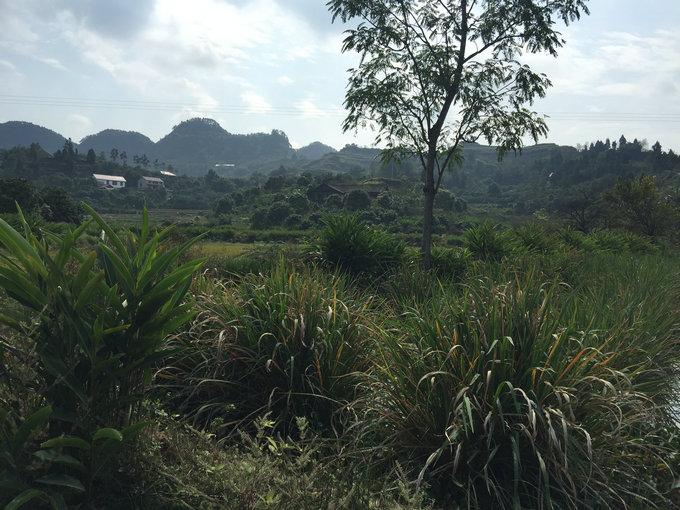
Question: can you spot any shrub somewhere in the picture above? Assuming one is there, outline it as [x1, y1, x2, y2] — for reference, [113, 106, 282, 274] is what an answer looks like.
[589, 229, 628, 252]
[356, 271, 680, 508]
[283, 213, 303, 229]
[324, 193, 343, 209]
[267, 201, 293, 226]
[316, 212, 405, 276]
[511, 223, 550, 254]
[213, 195, 234, 215]
[161, 263, 374, 436]
[430, 245, 470, 280]
[464, 220, 507, 261]
[344, 189, 371, 211]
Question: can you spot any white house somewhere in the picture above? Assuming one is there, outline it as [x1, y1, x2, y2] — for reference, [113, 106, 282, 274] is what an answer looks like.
[93, 173, 126, 189]
[138, 176, 165, 190]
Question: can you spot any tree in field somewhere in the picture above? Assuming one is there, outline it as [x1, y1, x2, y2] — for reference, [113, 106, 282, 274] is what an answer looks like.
[0, 178, 38, 214]
[39, 186, 84, 225]
[602, 175, 677, 238]
[328, 0, 589, 268]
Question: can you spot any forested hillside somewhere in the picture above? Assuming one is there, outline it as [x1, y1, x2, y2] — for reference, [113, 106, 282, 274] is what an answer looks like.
[1, 119, 334, 177]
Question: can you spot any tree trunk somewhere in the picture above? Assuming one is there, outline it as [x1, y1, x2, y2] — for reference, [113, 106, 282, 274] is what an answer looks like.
[422, 148, 437, 270]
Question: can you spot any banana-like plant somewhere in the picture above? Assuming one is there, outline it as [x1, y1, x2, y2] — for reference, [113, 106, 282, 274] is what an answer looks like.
[0, 204, 204, 504]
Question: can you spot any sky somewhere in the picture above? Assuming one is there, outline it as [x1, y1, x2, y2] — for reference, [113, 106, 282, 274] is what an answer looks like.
[0, 0, 679, 152]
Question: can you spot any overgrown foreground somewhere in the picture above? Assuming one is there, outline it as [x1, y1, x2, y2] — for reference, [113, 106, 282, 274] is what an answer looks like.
[1, 211, 680, 509]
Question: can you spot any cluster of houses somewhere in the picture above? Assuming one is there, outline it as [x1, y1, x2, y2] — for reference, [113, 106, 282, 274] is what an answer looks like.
[92, 174, 165, 191]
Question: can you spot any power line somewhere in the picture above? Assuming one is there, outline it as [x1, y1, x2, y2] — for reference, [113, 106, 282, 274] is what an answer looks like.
[0, 94, 345, 117]
[1, 94, 679, 123]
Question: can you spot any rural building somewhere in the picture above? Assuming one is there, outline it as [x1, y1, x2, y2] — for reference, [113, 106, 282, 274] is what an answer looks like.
[93, 173, 126, 189]
[307, 182, 389, 203]
[138, 176, 165, 190]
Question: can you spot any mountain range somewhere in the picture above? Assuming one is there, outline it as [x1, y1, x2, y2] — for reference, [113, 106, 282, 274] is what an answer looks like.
[0, 119, 339, 177]
[0, 118, 586, 185]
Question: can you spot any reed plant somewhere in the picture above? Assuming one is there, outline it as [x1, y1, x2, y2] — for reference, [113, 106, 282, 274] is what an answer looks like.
[0, 205, 204, 507]
[464, 221, 508, 261]
[354, 266, 680, 508]
[316, 212, 405, 276]
[161, 262, 375, 436]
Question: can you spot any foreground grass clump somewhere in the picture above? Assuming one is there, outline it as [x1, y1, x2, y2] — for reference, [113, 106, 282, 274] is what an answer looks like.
[354, 263, 680, 509]
[161, 262, 375, 436]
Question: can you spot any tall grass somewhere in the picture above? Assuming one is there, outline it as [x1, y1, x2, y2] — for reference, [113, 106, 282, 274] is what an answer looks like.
[353, 265, 680, 508]
[160, 262, 375, 436]
[316, 212, 405, 276]
[154, 240, 680, 508]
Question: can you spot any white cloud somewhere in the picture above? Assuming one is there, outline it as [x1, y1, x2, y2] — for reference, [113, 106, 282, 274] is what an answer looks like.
[294, 99, 325, 118]
[277, 76, 294, 86]
[242, 91, 273, 114]
[66, 113, 92, 140]
[39, 58, 66, 71]
[524, 28, 680, 102]
[0, 59, 18, 73]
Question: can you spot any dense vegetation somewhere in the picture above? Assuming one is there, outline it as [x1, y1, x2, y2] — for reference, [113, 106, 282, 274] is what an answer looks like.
[1, 201, 679, 508]
[2, 129, 679, 246]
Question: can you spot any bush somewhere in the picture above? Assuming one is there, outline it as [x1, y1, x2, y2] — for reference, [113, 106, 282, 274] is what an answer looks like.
[430, 245, 470, 280]
[283, 213, 303, 229]
[161, 263, 373, 436]
[344, 189, 371, 211]
[464, 221, 508, 261]
[356, 271, 680, 508]
[267, 201, 293, 226]
[316, 212, 405, 276]
[511, 223, 551, 254]
[213, 195, 234, 215]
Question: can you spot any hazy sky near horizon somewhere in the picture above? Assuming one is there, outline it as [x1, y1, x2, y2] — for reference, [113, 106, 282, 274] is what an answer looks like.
[1, 0, 679, 151]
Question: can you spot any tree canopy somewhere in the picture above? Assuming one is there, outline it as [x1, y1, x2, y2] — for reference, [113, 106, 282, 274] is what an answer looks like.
[329, 0, 589, 268]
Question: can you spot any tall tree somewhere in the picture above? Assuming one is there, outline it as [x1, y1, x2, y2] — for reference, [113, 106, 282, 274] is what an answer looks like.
[328, 0, 589, 268]
[602, 175, 676, 238]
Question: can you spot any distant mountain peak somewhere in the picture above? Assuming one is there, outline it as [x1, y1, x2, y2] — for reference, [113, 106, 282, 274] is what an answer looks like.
[0, 121, 67, 153]
[171, 117, 229, 135]
[296, 141, 337, 160]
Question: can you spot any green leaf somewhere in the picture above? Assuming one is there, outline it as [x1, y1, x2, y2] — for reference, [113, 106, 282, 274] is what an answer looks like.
[5, 489, 47, 510]
[33, 450, 85, 471]
[89, 353, 125, 379]
[40, 355, 88, 404]
[92, 427, 123, 442]
[41, 435, 91, 451]
[96, 243, 134, 294]
[0, 311, 24, 331]
[36, 473, 85, 492]
[82, 203, 128, 264]
[74, 269, 104, 313]
[121, 420, 152, 440]
[10, 406, 52, 455]
[0, 268, 48, 310]
[0, 217, 47, 279]
[71, 250, 98, 294]
[52, 228, 75, 270]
